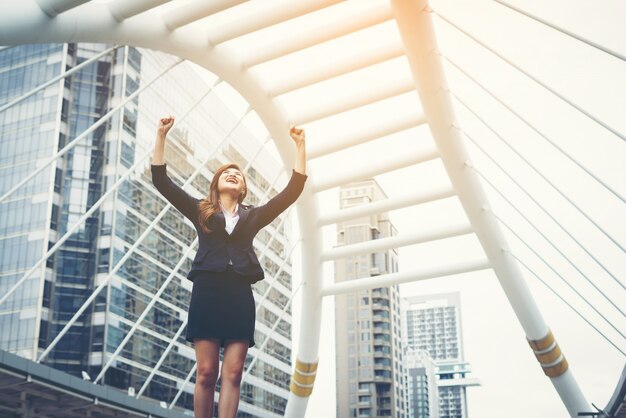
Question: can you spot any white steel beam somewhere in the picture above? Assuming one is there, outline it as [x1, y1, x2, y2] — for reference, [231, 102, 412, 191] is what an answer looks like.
[318, 185, 455, 226]
[311, 147, 439, 192]
[108, 0, 170, 22]
[321, 258, 491, 296]
[390, 1, 590, 416]
[309, 112, 427, 159]
[207, 0, 343, 46]
[35, 0, 89, 16]
[163, 0, 245, 30]
[267, 41, 404, 97]
[289, 76, 416, 125]
[242, 2, 393, 67]
[321, 223, 473, 261]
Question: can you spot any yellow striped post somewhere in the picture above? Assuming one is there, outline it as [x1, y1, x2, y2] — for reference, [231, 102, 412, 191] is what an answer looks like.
[290, 358, 318, 397]
[528, 329, 569, 378]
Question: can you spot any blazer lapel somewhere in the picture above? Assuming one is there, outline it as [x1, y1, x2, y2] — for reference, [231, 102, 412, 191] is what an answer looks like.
[212, 211, 226, 232]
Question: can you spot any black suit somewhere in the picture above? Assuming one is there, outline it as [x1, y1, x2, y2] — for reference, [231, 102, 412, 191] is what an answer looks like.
[150, 163, 307, 283]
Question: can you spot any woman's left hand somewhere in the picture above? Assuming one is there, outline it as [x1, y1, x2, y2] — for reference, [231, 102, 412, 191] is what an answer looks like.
[289, 125, 305, 146]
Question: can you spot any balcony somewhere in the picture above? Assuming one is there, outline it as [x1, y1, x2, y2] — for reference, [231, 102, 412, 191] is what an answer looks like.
[373, 350, 391, 360]
[374, 363, 392, 372]
[371, 303, 390, 312]
[374, 375, 393, 383]
[378, 402, 392, 417]
[373, 338, 391, 346]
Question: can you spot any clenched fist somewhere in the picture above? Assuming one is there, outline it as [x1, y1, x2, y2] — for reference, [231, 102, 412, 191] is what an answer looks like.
[289, 125, 305, 146]
[157, 116, 175, 137]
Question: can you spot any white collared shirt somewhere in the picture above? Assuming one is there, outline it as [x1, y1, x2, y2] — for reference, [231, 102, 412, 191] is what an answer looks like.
[219, 202, 240, 235]
[219, 202, 240, 266]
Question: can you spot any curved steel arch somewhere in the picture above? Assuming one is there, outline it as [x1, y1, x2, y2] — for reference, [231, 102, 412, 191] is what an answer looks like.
[0, 1, 599, 417]
[0, 1, 326, 416]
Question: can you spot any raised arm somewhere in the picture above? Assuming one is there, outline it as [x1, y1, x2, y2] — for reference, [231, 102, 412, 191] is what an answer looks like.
[151, 116, 199, 222]
[255, 125, 308, 229]
[151, 116, 172, 166]
[290, 125, 306, 176]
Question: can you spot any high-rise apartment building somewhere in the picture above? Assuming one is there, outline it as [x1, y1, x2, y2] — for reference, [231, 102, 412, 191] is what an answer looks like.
[404, 349, 439, 418]
[335, 179, 407, 418]
[0, 43, 297, 417]
[402, 294, 479, 418]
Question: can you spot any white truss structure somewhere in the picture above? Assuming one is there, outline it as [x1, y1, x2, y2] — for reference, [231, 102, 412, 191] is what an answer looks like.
[1, 0, 624, 417]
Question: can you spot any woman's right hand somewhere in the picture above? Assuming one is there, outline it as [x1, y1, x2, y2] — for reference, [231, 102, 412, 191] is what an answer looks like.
[157, 116, 175, 137]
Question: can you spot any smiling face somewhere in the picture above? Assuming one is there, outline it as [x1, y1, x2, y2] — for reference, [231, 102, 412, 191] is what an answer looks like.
[217, 166, 246, 199]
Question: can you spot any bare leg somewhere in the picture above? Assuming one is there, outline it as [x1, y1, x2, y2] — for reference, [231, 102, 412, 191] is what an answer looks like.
[193, 339, 220, 418]
[217, 340, 249, 418]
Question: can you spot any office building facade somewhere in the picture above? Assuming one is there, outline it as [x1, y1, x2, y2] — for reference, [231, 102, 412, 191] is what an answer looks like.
[0, 43, 296, 417]
[402, 294, 478, 418]
[335, 179, 407, 418]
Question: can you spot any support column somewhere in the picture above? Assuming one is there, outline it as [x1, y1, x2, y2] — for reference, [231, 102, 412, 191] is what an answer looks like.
[284, 190, 324, 417]
[389, 0, 590, 416]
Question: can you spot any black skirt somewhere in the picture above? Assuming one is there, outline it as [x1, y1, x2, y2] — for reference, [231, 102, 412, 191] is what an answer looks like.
[185, 266, 256, 347]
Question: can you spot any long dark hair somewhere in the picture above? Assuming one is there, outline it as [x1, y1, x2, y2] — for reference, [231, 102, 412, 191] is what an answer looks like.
[197, 163, 247, 234]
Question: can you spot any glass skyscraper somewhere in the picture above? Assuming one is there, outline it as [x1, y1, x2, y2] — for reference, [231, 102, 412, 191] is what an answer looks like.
[334, 179, 407, 418]
[0, 43, 297, 417]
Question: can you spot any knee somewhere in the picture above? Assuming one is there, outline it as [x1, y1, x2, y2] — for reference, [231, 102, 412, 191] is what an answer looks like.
[221, 361, 245, 386]
[196, 363, 219, 389]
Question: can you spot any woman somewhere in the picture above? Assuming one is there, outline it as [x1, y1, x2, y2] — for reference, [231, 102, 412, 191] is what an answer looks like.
[150, 116, 307, 418]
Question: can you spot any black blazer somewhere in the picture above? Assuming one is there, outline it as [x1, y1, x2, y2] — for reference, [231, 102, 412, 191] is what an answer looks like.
[151, 163, 307, 283]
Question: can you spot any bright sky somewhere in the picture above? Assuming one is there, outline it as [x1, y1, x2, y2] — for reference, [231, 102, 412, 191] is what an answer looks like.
[189, 0, 626, 416]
